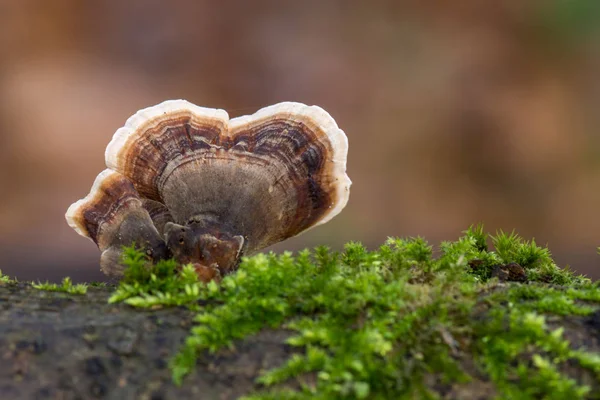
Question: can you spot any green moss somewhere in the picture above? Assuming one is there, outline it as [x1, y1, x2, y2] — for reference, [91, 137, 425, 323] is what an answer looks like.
[0, 270, 13, 284]
[32, 277, 87, 295]
[104, 227, 600, 398]
[476, 308, 599, 399]
[108, 245, 202, 308]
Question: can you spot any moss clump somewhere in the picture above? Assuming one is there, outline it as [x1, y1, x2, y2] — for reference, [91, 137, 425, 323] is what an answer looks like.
[32, 277, 87, 295]
[0, 270, 13, 284]
[107, 226, 600, 398]
[476, 308, 599, 399]
[108, 245, 202, 308]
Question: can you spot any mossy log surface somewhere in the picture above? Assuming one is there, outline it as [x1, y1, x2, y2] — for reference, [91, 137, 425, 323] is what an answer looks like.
[0, 283, 293, 400]
[0, 281, 598, 400]
[2, 229, 600, 399]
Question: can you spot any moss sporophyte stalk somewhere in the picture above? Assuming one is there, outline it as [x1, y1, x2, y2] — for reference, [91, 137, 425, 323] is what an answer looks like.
[22, 225, 600, 399]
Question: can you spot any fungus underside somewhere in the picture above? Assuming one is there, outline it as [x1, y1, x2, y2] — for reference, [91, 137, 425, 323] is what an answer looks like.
[22, 226, 600, 399]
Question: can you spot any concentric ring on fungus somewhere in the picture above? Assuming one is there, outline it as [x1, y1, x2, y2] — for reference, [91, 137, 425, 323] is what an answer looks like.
[66, 100, 351, 280]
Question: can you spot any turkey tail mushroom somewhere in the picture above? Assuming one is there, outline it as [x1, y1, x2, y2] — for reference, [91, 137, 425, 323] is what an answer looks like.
[67, 99, 351, 279]
[65, 169, 169, 276]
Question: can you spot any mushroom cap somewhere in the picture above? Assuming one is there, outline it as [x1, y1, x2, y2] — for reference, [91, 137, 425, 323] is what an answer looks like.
[65, 169, 143, 249]
[65, 169, 168, 271]
[103, 100, 351, 253]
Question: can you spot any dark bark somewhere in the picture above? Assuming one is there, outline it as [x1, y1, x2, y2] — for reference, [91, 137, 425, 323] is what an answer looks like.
[0, 283, 293, 400]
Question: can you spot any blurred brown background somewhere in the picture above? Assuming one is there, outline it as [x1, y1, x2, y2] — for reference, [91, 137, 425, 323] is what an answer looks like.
[1, 0, 600, 282]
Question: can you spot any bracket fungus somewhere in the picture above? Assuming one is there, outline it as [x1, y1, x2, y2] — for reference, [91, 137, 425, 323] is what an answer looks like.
[66, 100, 351, 281]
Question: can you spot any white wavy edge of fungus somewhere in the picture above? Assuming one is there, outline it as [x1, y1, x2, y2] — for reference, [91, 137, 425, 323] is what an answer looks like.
[104, 99, 230, 172]
[65, 169, 120, 240]
[230, 101, 351, 228]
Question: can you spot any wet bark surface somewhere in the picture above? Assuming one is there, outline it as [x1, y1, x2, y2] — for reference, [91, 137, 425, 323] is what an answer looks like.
[0, 282, 598, 400]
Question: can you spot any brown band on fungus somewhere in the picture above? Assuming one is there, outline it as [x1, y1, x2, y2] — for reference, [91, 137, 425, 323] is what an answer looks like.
[106, 102, 229, 201]
[228, 118, 335, 242]
[65, 170, 144, 248]
[117, 119, 224, 200]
